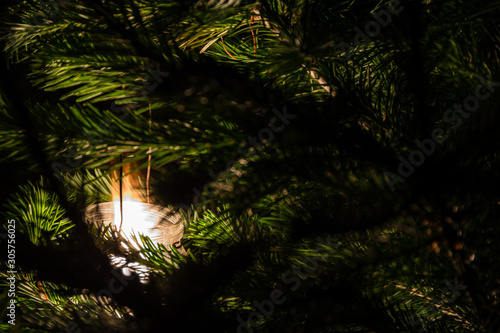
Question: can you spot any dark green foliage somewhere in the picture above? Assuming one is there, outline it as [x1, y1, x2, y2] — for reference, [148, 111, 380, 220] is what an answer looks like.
[1, 0, 500, 332]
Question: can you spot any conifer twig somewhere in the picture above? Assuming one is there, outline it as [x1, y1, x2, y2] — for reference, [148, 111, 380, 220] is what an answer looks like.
[221, 36, 236, 59]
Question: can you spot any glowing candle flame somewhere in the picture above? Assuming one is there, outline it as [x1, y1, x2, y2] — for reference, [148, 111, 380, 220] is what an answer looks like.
[84, 161, 184, 285]
[112, 196, 160, 240]
[111, 162, 157, 240]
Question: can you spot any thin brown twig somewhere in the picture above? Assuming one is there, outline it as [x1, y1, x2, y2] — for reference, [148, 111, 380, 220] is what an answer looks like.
[38, 281, 49, 300]
[119, 154, 123, 232]
[249, 20, 256, 56]
[221, 36, 236, 60]
[146, 105, 152, 204]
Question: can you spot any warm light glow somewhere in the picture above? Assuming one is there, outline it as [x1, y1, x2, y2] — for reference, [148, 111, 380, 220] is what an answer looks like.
[82, 162, 183, 285]
[112, 196, 160, 240]
[111, 162, 158, 241]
